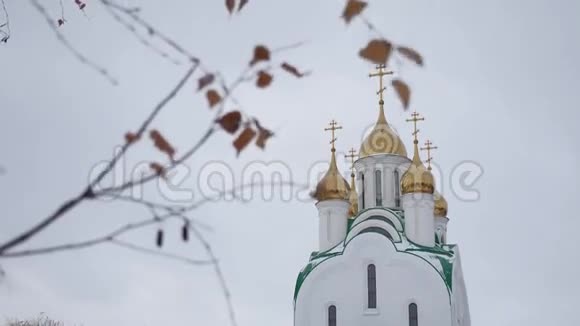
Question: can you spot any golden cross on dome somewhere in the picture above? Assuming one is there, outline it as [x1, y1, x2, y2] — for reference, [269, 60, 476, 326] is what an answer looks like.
[368, 64, 393, 102]
[344, 148, 358, 170]
[406, 111, 425, 143]
[324, 119, 343, 151]
[420, 140, 438, 171]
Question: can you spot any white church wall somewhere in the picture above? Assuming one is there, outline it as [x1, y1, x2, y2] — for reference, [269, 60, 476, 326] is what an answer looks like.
[346, 219, 401, 243]
[295, 232, 452, 326]
[402, 193, 435, 247]
[352, 208, 404, 231]
[451, 248, 471, 326]
[315, 200, 350, 251]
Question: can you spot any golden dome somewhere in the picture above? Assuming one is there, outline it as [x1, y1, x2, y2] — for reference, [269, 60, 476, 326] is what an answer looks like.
[312, 150, 351, 202]
[401, 140, 435, 195]
[434, 190, 448, 217]
[359, 105, 408, 158]
[348, 173, 359, 218]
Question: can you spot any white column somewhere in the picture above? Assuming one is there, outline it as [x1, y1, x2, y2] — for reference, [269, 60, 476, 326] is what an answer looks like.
[355, 155, 412, 210]
[402, 193, 435, 247]
[435, 216, 449, 244]
[366, 168, 376, 209]
[382, 165, 395, 207]
[316, 199, 350, 251]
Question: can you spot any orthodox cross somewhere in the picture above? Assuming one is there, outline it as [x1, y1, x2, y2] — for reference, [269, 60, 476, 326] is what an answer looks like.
[368, 64, 393, 102]
[344, 148, 358, 171]
[405, 111, 425, 143]
[421, 140, 438, 171]
[324, 119, 343, 151]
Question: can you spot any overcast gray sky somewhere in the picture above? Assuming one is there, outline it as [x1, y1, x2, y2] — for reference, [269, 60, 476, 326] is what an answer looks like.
[1, 0, 580, 325]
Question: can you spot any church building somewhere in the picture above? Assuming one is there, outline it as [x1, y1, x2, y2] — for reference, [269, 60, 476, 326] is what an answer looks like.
[293, 66, 470, 326]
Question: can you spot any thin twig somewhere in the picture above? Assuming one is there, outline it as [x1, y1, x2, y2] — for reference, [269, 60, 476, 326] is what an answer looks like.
[189, 223, 237, 326]
[99, 0, 200, 64]
[95, 65, 254, 195]
[1, 182, 303, 258]
[28, 0, 117, 84]
[271, 40, 308, 54]
[109, 194, 215, 232]
[1, 211, 177, 258]
[110, 239, 214, 266]
[0, 190, 90, 255]
[90, 64, 198, 189]
[0, 66, 197, 255]
[0, 0, 9, 43]
[101, 3, 181, 65]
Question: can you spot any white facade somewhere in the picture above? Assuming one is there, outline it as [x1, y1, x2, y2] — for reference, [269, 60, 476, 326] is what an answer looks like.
[294, 208, 470, 326]
[295, 152, 470, 326]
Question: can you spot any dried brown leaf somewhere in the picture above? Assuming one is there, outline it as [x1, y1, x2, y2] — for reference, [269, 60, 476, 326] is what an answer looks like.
[341, 0, 367, 24]
[255, 128, 273, 150]
[197, 74, 215, 91]
[233, 127, 257, 156]
[216, 111, 242, 134]
[397, 46, 424, 66]
[225, 0, 236, 14]
[392, 79, 411, 109]
[250, 45, 270, 66]
[359, 39, 392, 64]
[150, 162, 165, 177]
[256, 71, 273, 88]
[124, 132, 140, 144]
[281, 62, 307, 78]
[206, 89, 222, 108]
[150, 130, 176, 160]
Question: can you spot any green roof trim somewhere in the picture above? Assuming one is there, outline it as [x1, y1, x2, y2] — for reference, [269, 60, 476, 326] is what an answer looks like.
[435, 255, 454, 291]
[293, 254, 338, 301]
[405, 240, 453, 257]
[347, 218, 355, 230]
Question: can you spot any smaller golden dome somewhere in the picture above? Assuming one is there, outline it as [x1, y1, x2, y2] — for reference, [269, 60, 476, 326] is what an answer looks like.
[348, 173, 359, 218]
[312, 150, 351, 202]
[434, 190, 448, 217]
[359, 105, 408, 158]
[401, 140, 435, 195]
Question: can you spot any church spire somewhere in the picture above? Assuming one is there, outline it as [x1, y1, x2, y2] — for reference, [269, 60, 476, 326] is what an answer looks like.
[345, 148, 359, 218]
[420, 140, 438, 172]
[312, 120, 350, 202]
[401, 112, 434, 195]
[359, 65, 407, 158]
[421, 140, 448, 218]
[369, 63, 392, 121]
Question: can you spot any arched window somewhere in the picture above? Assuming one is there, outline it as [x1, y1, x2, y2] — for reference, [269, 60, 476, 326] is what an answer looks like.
[359, 173, 365, 209]
[328, 305, 337, 326]
[375, 170, 382, 206]
[367, 264, 377, 308]
[409, 303, 418, 326]
[394, 170, 400, 207]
